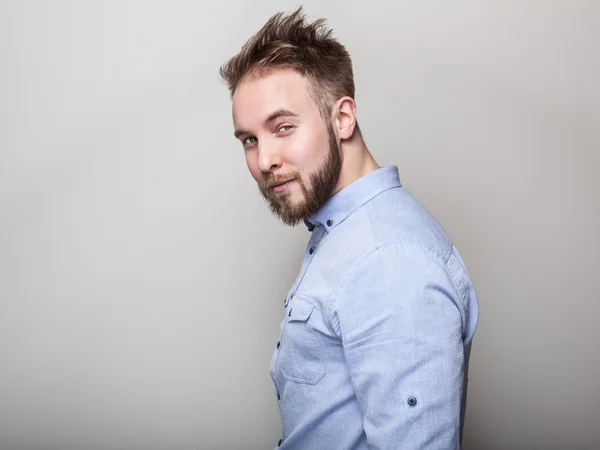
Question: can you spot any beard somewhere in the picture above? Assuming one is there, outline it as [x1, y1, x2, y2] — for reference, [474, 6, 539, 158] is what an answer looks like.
[257, 122, 342, 226]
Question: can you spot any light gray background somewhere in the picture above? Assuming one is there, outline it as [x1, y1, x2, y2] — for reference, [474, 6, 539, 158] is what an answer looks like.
[1, 1, 598, 449]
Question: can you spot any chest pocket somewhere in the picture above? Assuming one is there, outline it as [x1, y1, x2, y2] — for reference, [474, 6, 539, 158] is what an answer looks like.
[278, 296, 326, 385]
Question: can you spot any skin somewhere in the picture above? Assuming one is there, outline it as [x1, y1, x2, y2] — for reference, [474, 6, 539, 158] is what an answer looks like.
[232, 68, 380, 225]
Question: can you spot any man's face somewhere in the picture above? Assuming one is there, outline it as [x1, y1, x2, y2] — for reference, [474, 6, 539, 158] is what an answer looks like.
[232, 69, 342, 226]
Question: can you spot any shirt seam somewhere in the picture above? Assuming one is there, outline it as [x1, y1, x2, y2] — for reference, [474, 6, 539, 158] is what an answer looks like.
[328, 239, 447, 332]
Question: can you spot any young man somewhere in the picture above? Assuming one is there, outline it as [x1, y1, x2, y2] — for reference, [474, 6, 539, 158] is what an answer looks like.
[220, 7, 478, 449]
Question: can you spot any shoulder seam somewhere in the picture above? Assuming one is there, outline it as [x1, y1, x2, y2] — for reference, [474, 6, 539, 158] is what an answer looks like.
[330, 239, 445, 310]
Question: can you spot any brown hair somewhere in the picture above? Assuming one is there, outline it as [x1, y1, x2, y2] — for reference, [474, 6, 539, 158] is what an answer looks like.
[219, 7, 357, 122]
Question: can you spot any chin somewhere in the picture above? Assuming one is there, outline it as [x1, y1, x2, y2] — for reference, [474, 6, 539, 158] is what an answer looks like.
[289, 195, 307, 209]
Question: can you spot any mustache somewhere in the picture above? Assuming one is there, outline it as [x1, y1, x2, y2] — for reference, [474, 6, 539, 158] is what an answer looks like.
[260, 172, 301, 189]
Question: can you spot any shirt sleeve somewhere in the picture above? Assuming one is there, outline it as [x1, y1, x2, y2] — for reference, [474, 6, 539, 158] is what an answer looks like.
[331, 242, 466, 449]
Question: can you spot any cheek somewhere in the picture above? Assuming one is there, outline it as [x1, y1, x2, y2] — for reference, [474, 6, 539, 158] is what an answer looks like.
[289, 131, 328, 170]
[245, 152, 262, 182]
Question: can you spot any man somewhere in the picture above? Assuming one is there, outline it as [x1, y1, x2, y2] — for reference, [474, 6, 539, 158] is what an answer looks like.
[220, 7, 479, 449]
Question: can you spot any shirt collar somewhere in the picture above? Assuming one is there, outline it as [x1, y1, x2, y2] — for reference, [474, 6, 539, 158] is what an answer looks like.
[304, 165, 402, 232]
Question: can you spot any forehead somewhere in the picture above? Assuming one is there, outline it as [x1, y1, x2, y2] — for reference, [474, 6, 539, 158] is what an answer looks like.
[232, 69, 318, 127]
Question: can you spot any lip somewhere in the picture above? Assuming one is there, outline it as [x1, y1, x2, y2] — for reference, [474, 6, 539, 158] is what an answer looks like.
[271, 179, 295, 193]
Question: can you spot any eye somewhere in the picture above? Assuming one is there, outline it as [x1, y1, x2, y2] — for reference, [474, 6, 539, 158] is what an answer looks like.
[243, 136, 257, 145]
[277, 125, 293, 133]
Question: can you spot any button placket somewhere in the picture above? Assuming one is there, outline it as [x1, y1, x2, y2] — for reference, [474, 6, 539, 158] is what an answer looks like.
[284, 292, 294, 308]
[307, 226, 325, 256]
[292, 227, 324, 294]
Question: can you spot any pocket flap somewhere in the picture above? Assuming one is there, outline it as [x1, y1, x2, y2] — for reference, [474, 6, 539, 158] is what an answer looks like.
[288, 298, 315, 322]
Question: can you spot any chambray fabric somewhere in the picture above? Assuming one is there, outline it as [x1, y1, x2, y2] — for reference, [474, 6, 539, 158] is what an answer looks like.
[270, 166, 479, 449]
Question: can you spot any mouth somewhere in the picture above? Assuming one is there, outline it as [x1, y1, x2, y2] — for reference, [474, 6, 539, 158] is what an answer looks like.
[269, 179, 295, 193]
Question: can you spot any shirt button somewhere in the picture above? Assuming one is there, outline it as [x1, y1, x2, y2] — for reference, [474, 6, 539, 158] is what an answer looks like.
[288, 308, 292, 317]
[309, 246, 315, 254]
[277, 341, 281, 349]
[407, 396, 418, 407]
[278, 438, 283, 446]
[277, 392, 280, 400]
[327, 219, 333, 227]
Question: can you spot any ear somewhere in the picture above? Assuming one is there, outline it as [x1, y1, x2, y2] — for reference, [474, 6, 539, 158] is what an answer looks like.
[333, 96, 358, 140]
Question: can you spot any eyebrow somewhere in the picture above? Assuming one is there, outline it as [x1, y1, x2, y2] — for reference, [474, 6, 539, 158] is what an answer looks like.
[234, 108, 298, 139]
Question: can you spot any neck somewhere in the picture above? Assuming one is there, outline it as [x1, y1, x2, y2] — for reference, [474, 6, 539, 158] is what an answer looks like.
[334, 131, 379, 194]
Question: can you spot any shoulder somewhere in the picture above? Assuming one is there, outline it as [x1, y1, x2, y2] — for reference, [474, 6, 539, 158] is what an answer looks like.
[335, 239, 448, 298]
[363, 186, 454, 262]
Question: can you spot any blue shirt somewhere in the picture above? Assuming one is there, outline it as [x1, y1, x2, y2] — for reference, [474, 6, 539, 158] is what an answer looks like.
[270, 165, 479, 449]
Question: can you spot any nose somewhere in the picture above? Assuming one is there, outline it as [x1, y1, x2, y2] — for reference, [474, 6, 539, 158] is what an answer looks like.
[257, 143, 282, 173]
